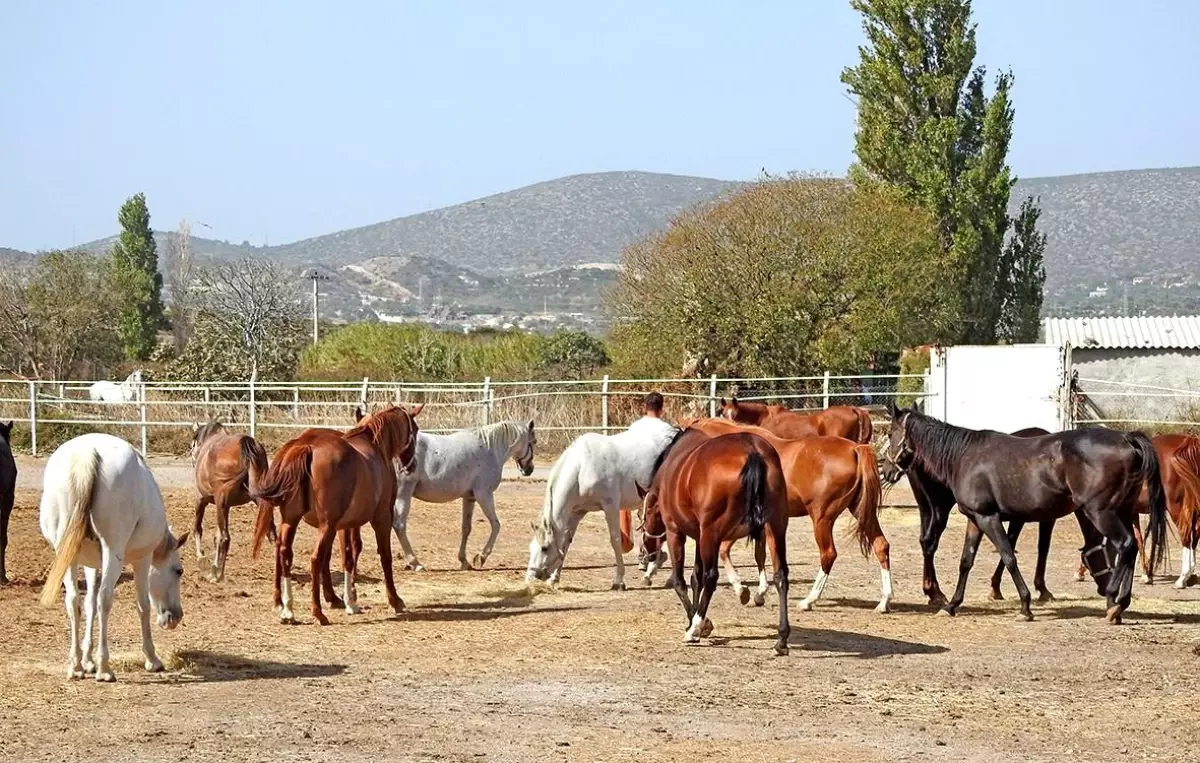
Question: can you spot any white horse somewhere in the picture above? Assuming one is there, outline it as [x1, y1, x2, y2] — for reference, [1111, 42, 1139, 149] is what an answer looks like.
[88, 369, 142, 403]
[391, 419, 537, 571]
[525, 416, 679, 589]
[39, 433, 188, 682]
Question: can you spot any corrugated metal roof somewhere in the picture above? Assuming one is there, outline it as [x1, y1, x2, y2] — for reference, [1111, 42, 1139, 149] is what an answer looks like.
[1041, 316, 1200, 349]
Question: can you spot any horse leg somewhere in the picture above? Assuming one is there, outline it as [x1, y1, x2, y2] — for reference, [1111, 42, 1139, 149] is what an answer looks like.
[1085, 508, 1138, 623]
[975, 513, 1035, 621]
[192, 495, 211, 561]
[602, 501, 627, 590]
[768, 523, 791, 656]
[341, 529, 362, 615]
[318, 529, 345, 609]
[277, 522, 298, 623]
[79, 566, 99, 675]
[988, 520, 1025, 601]
[472, 490, 502, 570]
[458, 496, 477, 570]
[549, 511, 584, 586]
[667, 531, 692, 627]
[1133, 518, 1151, 584]
[920, 502, 952, 607]
[1033, 519, 1057, 603]
[800, 517, 837, 612]
[685, 536, 719, 643]
[944, 519, 984, 617]
[720, 539, 750, 605]
[132, 557, 163, 672]
[371, 513, 406, 615]
[310, 523, 339, 625]
[0, 490, 12, 584]
[391, 484, 423, 571]
[209, 497, 231, 583]
[63, 563, 84, 679]
[868, 520, 893, 614]
[1176, 526, 1197, 589]
[94, 543, 123, 681]
[751, 535, 771, 607]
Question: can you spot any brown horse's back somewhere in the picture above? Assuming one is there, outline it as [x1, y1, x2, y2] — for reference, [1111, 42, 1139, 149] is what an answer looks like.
[722, 399, 871, 443]
[195, 432, 268, 503]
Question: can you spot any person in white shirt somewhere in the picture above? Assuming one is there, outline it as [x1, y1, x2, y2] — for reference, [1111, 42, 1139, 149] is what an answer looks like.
[632, 392, 676, 570]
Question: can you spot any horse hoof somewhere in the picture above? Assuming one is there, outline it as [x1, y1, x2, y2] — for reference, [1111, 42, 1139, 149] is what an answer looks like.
[82, 660, 96, 674]
[1106, 606, 1123, 625]
[642, 575, 654, 587]
[988, 589, 1003, 601]
[798, 599, 814, 612]
[279, 608, 296, 624]
[927, 594, 948, 608]
[610, 582, 626, 592]
[329, 597, 346, 610]
[738, 587, 751, 606]
[345, 604, 363, 616]
[460, 560, 473, 571]
[874, 602, 891, 614]
[145, 658, 164, 673]
[698, 619, 714, 638]
[1074, 572, 1086, 583]
[472, 554, 487, 570]
[95, 671, 116, 683]
[67, 666, 85, 680]
[0, 575, 9, 586]
[752, 592, 766, 607]
[314, 614, 331, 626]
[1019, 611, 1034, 622]
[1037, 592, 1056, 604]
[1141, 575, 1153, 585]
[773, 644, 789, 657]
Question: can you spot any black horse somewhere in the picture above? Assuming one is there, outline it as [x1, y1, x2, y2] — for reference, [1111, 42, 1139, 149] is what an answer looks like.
[883, 405, 1165, 623]
[0, 421, 15, 585]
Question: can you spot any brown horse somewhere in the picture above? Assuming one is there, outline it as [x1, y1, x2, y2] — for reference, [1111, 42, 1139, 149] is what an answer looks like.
[641, 428, 792, 655]
[251, 405, 420, 625]
[190, 421, 273, 582]
[1071, 433, 1200, 589]
[719, 397, 872, 443]
[676, 417, 891, 613]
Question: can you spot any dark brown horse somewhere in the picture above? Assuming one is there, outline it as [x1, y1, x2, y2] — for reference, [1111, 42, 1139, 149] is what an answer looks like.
[190, 421, 273, 582]
[676, 417, 891, 613]
[1070, 433, 1200, 589]
[719, 398, 873, 443]
[251, 405, 420, 625]
[640, 428, 792, 655]
[0, 421, 14, 585]
[884, 405, 1166, 623]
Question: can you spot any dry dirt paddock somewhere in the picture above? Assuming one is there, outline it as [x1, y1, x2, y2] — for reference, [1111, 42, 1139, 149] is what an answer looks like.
[0, 466, 1198, 763]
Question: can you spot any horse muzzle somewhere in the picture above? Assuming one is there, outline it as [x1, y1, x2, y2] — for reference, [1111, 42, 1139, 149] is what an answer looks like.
[158, 610, 183, 630]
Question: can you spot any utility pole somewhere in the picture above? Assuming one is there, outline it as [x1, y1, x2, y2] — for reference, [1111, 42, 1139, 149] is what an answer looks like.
[305, 269, 329, 344]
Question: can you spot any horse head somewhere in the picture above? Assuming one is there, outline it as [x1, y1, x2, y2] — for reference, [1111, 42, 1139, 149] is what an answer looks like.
[149, 529, 190, 630]
[525, 514, 563, 583]
[190, 420, 225, 458]
[353, 404, 424, 472]
[512, 419, 536, 477]
[882, 402, 923, 482]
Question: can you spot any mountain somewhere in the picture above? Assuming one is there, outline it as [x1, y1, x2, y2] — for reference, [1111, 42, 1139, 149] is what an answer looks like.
[16, 166, 1200, 322]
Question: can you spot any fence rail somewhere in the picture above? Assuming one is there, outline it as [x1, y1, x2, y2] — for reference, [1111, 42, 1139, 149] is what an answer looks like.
[0, 373, 922, 456]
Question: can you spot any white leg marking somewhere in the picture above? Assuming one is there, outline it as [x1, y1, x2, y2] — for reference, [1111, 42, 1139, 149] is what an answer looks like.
[133, 559, 162, 672]
[280, 576, 295, 622]
[1176, 547, 1195, 590]
[753, 567, 769, 607]
[344, 565, 362, 615]
[684, 612, 703, 642]
[94, 548, 122, 682]
[80, 566, 99, 673]
[800, 569, 830, 611]
[876, 567, 894, 613]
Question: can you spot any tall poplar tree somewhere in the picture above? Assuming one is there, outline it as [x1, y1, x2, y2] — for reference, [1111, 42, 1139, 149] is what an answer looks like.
[111, 192, 165, 359]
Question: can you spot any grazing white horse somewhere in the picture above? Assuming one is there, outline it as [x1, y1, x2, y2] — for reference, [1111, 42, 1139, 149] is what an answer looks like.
[39, 433, 188, 682]
[391, 419, 537, 571]
[525, 416, 679, 589]
[88, 369, 142, 403]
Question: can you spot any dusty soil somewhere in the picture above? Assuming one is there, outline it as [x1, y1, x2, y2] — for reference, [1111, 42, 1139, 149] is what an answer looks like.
[1, 469, 1197, 763]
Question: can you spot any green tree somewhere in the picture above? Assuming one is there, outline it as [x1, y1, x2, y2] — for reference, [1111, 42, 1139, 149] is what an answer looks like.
[539, 330, 610, 379]
[0, 250, 122, 379]
[111, 192, 165, 360]
[607, 176, 958, 380]
[841, 0, 1046, 343]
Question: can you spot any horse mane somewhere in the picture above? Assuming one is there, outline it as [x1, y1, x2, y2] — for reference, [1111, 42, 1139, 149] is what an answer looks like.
[344, 406, 412, 461]
[476, 420, 526, 451]
[194, 420, 226, 445]
[643, 426, 689, 490]
[904, 411, 989, 484]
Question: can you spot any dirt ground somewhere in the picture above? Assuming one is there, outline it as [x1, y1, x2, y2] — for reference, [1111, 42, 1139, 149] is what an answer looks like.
[1, 461, 1197, 763]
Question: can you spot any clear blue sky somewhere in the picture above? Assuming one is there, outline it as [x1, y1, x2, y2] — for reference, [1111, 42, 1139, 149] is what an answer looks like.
[2, 1, 1197, 252]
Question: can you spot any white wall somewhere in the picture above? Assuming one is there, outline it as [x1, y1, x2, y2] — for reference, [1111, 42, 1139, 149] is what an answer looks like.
[927, 344, 1069, 432]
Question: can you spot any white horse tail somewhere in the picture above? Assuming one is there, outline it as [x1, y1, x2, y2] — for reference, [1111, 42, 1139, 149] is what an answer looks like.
[40, 448, 102, 607]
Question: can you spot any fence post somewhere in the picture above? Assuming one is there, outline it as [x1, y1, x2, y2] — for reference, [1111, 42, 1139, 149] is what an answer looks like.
[28, 381, 37, 457]
[601, 375, 610, 432]
[822, 371, 831, 409]
[481, 376, 492, 425]
[139, 381, 148, 456]
[360, 377, 370, 411]
[709, 374, 718, 417]
[248, 373, 257, 438]
[292, 387, 300, 418]
[203, 387, 211, 406]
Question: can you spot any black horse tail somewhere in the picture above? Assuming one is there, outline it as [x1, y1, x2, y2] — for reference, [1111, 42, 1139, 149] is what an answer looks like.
[739, 451, 768, 544]
[1128, 431, 1167, 576]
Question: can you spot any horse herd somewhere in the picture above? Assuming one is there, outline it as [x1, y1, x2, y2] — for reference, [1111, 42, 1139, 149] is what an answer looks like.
[6, 390, 1200, 680]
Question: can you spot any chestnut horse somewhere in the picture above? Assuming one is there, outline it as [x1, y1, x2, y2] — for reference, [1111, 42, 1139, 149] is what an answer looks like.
[190, 421, 273, 582]
[654, 417, 891, 613]
[719, 397, 872, 443]
[641, 428, 792, 655]
[251, 405, 420, 625]
[1071, 433, 1200, 589]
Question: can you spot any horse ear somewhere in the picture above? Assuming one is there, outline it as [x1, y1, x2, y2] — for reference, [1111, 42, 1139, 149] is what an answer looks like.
[886, 400, 898, 418]
[353, 406, 364, 422]
[174, 531, 190, 551]
[410, 403, 425, 417]
[528, 419, 535, 431]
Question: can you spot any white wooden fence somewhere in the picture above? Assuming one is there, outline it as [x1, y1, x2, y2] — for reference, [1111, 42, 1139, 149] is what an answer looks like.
[0, 373, 921, 456]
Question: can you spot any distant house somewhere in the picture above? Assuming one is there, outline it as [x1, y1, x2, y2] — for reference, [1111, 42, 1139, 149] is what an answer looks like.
[1042, 315, 1200, 420]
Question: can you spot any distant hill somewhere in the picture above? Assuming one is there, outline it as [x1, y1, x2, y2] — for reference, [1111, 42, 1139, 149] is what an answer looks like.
[13, 166, 1200, 322]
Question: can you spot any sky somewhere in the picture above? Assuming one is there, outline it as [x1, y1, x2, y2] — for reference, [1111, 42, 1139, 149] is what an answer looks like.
[2, 1, 1198, 252]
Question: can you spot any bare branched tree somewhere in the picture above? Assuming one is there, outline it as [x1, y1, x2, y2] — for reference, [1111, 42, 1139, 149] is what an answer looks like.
[193, 259, 303, 378]
[163, 219, 197, 349]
